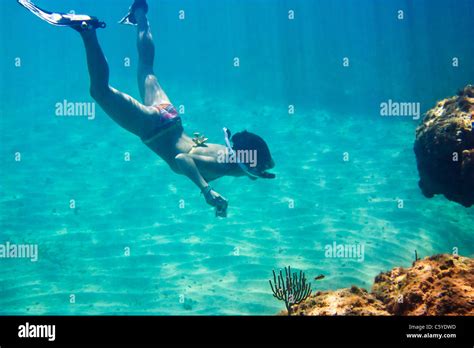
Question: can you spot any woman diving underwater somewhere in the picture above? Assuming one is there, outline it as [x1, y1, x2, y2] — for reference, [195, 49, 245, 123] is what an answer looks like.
[18, 0, 276, 217]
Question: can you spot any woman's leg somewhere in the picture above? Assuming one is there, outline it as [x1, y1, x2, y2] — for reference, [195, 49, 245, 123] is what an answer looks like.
[135, 9, 170, 106]
[80, 29, 157, 137]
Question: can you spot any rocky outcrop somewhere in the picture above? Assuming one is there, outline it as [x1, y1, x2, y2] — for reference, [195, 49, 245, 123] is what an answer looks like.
[373, 254, 474, 316]
[286, 286, 390, 316]
[414, 85, 474, 207]
[282, 254, 473, 316]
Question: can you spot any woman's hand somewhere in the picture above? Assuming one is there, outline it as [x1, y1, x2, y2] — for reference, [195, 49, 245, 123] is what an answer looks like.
[203, 187, 228, 217]
[175, 154, 228, 217]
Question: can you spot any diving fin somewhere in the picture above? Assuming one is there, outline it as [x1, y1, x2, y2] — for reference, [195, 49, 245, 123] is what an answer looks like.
[119, 0, 149, 26]
[17, 0, 106, 31]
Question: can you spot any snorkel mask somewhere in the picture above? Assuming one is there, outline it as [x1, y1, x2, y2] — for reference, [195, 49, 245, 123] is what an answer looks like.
[223, 128, 276, 179]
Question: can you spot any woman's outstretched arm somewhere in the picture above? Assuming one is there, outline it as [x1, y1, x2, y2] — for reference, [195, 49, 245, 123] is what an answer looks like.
[174, 153, 228, 217]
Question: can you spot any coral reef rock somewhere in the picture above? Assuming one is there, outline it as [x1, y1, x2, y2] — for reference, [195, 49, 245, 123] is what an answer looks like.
[287, 286, 390, 316]
[373, 254, 474, 316]
[414, 85, 474, 207]
[284, 254, 473, 316]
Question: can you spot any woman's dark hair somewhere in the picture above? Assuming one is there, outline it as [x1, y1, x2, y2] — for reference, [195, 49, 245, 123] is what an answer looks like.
[231, 130, 274, 171]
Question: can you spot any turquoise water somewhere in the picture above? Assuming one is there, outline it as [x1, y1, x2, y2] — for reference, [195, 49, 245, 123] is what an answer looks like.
[0, 0, 473, 315]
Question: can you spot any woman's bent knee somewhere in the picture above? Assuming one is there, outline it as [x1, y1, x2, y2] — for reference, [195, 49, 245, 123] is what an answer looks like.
[89, 85, 110, 102]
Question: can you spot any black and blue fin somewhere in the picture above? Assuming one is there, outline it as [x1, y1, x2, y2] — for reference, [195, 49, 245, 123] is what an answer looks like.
[17, 0, 106, 30]
[119, 0, 148, 26]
